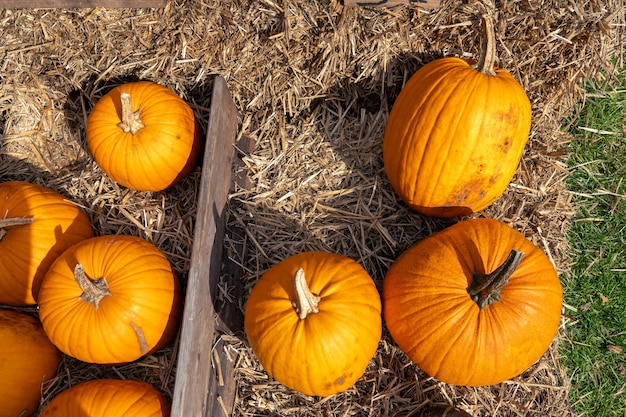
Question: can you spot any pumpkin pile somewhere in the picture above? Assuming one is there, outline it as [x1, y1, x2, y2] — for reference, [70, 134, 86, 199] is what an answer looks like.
[0, 181, 182, 416]
[242, 12, 562, 401]
[0, 81, 198, 416]
[0, 9, 565, 416]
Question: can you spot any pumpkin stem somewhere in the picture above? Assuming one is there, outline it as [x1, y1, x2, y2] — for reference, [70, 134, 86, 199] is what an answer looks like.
[468, 249, 524, 309]
[75, 264, 111, 309]
[0, 216, 34, 241]
[474, 14, 498, 76]
[117, 92, 146, 135]
[292, 268, 321, 320]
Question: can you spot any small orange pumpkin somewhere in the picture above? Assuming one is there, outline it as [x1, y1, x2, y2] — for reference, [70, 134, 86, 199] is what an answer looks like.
[383, 17, 532, 217]
[40, 379, 170, 417]
[244, 252, 382, 396]
[383, 218, 562, 386]
[86, 81, 203, 192]
[0, 308, 62, 417]
[0, 181, 94, 306]
[37, 235, 182, 364]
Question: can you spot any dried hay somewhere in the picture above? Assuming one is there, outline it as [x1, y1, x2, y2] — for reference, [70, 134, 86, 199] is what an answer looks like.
[0, 0, 624, 415]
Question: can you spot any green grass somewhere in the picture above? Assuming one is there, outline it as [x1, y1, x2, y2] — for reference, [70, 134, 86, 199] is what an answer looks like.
[561, 63, 626, 416]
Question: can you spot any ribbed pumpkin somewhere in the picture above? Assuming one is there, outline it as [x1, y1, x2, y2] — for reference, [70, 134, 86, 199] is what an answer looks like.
[244, 252, 382, 396]
[383, 17, 532, 217]
[0, 308, 62, 417]
[382, 218, 562, 386]
[0, 181, 94, 306]
[40, 379, 170, 417]
[37, 235, 182, 364]
[86, 81, 203, 192]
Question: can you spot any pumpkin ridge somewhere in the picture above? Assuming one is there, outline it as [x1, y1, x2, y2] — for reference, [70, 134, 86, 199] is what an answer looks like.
[130, 145, 157, 189]
[320, 298, 381, 315]
[450, 72, 494, 206]
[134, 140, 189, 180]
[100, 382, 136, 415]
[247, 309, 299, 349]
[139, 100, 192, 121]
[303, 317, 362, 392]
[388, 63, 443, 199]
[390, 302, 452, 352]
[95, 300, 142, 362]
[486, 299, 537, 378]
[89, 126, 127, 149]
[400, 67, 456, 201]
[423, 68, 483, 202]
[314, 304, 380, 337]
[431, 301, 479, 380]
[137, 89, 182, 110]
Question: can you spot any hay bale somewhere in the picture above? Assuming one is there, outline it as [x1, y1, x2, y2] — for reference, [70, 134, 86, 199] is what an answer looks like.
[0, 0, 623, 415]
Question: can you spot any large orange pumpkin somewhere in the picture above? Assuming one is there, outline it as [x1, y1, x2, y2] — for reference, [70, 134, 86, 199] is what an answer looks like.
[0, 181, 94, 306]
[0, 308, 62, 417]
[382, 218, 562, 386]
[40, 379, 170, 417]
[244, 252, 382, 396]
[383, 17, 531, 217]
[86, 81, 203, 192]
[37, 235, 182, 364]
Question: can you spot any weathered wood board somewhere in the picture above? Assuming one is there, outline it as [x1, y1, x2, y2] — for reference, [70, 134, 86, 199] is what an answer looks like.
[204, 132, 255, 416]
[170, 75, 241, 417]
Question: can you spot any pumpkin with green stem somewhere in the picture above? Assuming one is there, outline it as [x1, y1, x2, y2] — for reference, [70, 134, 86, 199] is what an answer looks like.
[383, 218, 562, 386]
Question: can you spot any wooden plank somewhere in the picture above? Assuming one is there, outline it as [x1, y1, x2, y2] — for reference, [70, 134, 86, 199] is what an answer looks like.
[0, 0, 165, 8]
[343, 0, 441, 7]
[170, 75, 239, 417]
[206, 133, 255, 416]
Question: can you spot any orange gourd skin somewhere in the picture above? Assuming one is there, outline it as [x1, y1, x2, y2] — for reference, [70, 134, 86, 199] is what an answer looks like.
[382, 218, 562, 386]
[0, 181, 94, 306]
[37, 235, 182, 365]
[0, 308, 61, 417]
[40, 379, 170, 417]
[86, 81, 203, 192]
[383, 57, 532, 217]
[244, 252, 382, 397]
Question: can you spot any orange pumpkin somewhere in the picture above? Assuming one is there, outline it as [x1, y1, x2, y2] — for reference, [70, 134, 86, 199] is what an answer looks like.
[0, 308, 62, 417]
[383, 218, 562, 386]
[383, 17, 531, 217]
[244, 252, 382, 396]
[86, 81, 203, 192]
[0, 181, 94, 306]
[37, 235, 182, 364]
[40, 379, 170, 417]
